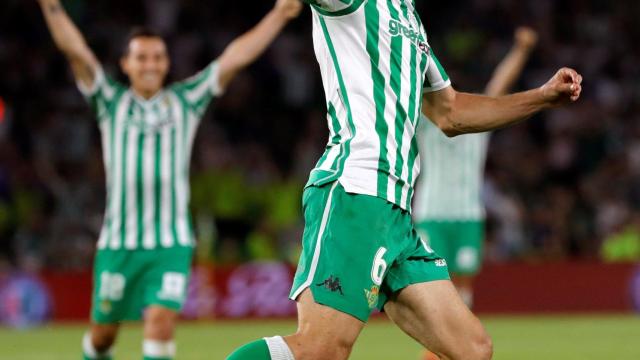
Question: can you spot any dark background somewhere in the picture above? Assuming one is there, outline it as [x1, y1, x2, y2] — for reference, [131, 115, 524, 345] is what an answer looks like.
[1, 0, 639, 271]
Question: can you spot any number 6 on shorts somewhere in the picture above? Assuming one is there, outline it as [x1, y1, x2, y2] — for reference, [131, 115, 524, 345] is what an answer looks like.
[371, 247, 388, 286]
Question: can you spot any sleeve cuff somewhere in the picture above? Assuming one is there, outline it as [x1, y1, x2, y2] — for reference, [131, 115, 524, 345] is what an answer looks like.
[423, 79, 452, 94]
[77, 66, 105, 97]
[208, 61, 224, 97]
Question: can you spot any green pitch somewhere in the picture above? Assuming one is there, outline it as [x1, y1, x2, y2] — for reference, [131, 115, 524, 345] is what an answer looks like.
[1, 315, 639, 359]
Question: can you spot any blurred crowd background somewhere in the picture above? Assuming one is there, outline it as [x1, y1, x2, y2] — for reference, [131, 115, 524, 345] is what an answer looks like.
[1, 0, 640, 272]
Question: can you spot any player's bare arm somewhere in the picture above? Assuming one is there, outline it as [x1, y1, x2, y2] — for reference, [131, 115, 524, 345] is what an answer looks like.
[424, 67, 583, 137]
[38, 0, 99, 89]
[217, 0, 302, 90]
[484, 27, 538, 97]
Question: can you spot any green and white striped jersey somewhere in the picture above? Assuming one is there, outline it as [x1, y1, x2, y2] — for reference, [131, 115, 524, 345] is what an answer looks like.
[413, 116, 489, 221]
[78, 61, 222, 251]
[305, 0, 450, 211]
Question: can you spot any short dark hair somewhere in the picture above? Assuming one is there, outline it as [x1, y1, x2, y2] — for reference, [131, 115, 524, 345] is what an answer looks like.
[122, 27, 166, 55]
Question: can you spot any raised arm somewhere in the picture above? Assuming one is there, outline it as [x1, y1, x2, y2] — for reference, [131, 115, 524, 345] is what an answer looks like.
[217, 0, 302, 90]
[484, 27, 538, 97]
[423, 68, 582, 137]
[38, 0, 99, 89]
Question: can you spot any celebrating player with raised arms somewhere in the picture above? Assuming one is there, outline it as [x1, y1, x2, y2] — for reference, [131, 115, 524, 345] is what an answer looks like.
[227, 0, 581, 359]
[414, 27, 539, 310]
[37, 0, 302, 359]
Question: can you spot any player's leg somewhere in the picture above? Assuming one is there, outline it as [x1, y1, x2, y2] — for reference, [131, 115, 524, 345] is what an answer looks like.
[83, 323, 119, 360]
[385, 280, 492, 360]
[382, 225, 492, 360]
[449, 221, 485, 308]
[85, 249, 129, 360]
[227, 289, 365, 360]
[142, 306, 179, 360]
[140, 246, 192, 360]
[227, 182, 396, 359]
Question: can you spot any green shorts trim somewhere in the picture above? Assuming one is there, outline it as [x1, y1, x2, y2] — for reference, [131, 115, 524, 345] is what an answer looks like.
[290, 181, 450, 322]
[91, 246, 193, 324]
[415, 220, 484, 275]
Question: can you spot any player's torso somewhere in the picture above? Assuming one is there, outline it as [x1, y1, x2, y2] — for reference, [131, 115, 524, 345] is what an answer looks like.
[413, 119, 490, 221]
[310, 0, 431, 210]
[96, 89, 199, 251]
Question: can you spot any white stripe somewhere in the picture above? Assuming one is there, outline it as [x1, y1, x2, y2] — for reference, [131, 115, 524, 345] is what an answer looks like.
[160, 126, 174, 248]
[97, 121, 111, 250]
[175, 106, 191, 246]
[109, 93, 131, 250]
[142, 132, 156, 250]
[290, 181, 339, 300]
[124, 125, 140, 250]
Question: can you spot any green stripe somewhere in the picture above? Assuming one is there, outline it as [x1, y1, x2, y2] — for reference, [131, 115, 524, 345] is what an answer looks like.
[136, 131, 145, 248]
[170, 127, 179, 246]
[363, 0, 389, 198]
[154, 133, 162, 247]
[177, 91, 191, 246]
[119, 106, 131, 248]
[318, 16, 356, 180]
[104, 90, 124, 247]
[327, 102, 344, 170]
[405, 135, 419, 210]
[311, 0, 366, 17]
[315, 102, 342, 169]
[388, 0, 407, 203]
[399, 1, 419, 206]
[406, 54, 429, 210]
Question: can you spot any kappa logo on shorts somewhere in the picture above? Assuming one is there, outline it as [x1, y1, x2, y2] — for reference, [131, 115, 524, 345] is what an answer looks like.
[435, 259, 447, 267]
[364, 285, 380, 309]
[316, 275, 344, 295]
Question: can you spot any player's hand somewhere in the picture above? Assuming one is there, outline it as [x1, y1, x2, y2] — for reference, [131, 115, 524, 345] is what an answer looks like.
[515, 27, 538, 50]
[274, 0, 303, 19]
[541, 67, 583, 106]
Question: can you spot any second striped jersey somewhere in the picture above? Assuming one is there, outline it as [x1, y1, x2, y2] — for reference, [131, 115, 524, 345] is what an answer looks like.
[78, 62, 222, 251]
[305, 0, 451, 211]
[413, 117, 490, 221]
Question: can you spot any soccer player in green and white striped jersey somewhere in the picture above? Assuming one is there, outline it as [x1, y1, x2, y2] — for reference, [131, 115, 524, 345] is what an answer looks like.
[37, 0, 302, 359]
[414, 28, 539, 310]
[228, 1, 582, 359]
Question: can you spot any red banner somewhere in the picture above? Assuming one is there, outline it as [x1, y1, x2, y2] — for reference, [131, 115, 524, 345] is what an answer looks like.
[2, 261, 638, 323]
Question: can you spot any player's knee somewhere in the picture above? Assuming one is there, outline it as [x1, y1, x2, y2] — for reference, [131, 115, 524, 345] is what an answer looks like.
[473, 331, 493, 360]
[144, 307, 177, 341]
[92, 330, 117, 353]
[460, 330, 492, 360]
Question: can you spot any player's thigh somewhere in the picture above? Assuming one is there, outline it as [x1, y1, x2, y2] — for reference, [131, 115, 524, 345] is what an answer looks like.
[384, 280, 492, 360]
[92, 250, 144, 323]
[285, 289, 365, 360]
[143, 246, 193, 314]
[290, 182, 409, 323]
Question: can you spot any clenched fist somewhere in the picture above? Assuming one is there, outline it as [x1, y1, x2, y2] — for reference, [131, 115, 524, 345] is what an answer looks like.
[541, 67, 583, 106]
[275, 0, 303, 19]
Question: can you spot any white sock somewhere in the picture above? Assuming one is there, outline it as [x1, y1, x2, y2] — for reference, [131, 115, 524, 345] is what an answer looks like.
[264, 336, 295, 360]
[82, 333, 112, 359]
[143, 339, 176, 358]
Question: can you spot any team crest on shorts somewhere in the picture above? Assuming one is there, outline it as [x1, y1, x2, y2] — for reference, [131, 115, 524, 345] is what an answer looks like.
[364, 285, 380, 309]
[100, 300, 112, 314]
